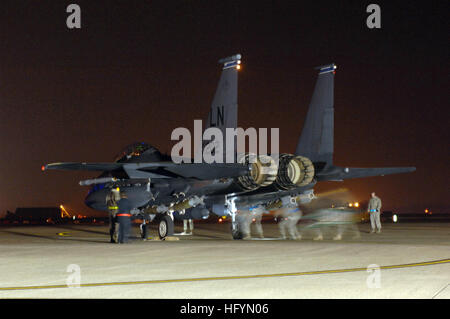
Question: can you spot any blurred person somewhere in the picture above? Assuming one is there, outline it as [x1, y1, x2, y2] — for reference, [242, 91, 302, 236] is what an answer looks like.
[236, 206, 265, 239]
[303, 208, 360, 240]
[250, 205, 265, 239]
[332, 210, 361, 240]
[313, 228, 324, 240]
[236, 211, 251, 239]
[182, 218, 194, 235]
[140, 218, 148, 240]
[278, 198, 302, 240]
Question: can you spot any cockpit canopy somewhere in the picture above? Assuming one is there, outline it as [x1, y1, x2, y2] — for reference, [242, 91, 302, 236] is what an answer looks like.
[114, 142, 162, 163]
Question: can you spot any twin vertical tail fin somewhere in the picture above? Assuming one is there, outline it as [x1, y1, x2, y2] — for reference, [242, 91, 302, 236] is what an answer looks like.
[196, 54, 241, 162]
[295, 64, 336, 170]
[206, 54, 240, 132]
[295, 64, 415, 181]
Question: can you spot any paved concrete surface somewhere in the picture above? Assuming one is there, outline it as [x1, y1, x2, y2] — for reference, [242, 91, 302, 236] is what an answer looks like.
[0, 222, 448, 299]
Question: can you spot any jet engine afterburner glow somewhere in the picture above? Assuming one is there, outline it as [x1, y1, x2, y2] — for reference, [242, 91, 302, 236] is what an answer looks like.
[236, 153, 278, 190]
[275, 154, 315, 190]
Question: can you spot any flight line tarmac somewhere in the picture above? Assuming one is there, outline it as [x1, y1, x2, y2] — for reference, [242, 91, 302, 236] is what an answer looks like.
[0, 222, 448, 299]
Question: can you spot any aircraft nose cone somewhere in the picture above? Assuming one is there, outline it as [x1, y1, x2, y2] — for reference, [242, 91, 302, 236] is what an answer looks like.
[84, 194, 95, 208]
[84, 192, 103, 210]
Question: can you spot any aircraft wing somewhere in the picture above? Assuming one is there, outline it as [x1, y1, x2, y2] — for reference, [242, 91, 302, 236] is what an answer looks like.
[43, 162, 250, 180]
[44, 162, 123, 171]
[316, 166, 416, 181]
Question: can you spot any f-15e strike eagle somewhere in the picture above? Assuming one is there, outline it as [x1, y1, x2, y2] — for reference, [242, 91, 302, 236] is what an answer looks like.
[43, 54, 415, 239]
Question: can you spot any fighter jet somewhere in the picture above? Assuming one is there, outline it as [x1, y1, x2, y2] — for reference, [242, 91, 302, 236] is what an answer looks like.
[43, 54, 415, 240]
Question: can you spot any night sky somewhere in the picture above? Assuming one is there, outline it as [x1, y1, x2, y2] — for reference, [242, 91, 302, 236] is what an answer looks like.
[0, 1, 448, 217]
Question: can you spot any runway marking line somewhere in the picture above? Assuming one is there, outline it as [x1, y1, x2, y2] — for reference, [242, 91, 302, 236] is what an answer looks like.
[0, 258, 448, 291]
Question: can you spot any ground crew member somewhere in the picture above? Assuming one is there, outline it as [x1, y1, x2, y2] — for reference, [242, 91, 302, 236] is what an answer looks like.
[278, 207, 302, 240]
[182, 219, 194, 235]
[238, 206, 264, 240]
[116, 192, 133, 243]
[239, 210, 252, 239]
[277, 197, 302, 240]
[250, 205, 265, 239]
[368, 192, 382, 233]
[140, 219, 148, 240]
[332, 209, 361, 240]
[106, 188, 120, 243]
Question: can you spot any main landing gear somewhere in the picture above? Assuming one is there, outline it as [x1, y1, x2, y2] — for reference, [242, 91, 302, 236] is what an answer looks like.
[155, 214, 174, 239]
[227, 197, 245, 240]
[139, 213, 175, 240]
